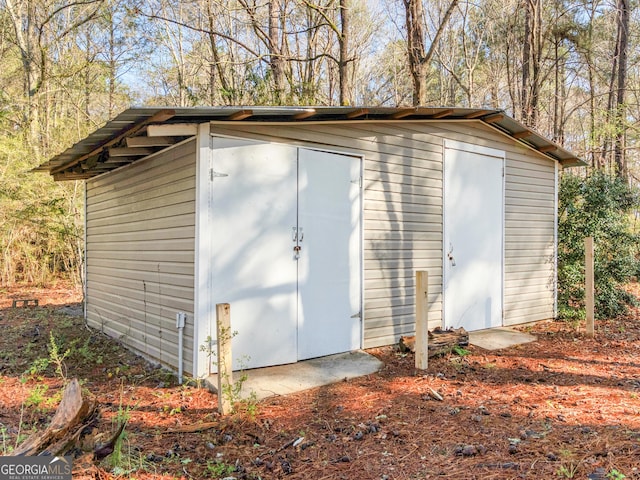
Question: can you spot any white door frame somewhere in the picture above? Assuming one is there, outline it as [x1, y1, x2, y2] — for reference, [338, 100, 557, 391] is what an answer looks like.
[442, 139, 505, 331]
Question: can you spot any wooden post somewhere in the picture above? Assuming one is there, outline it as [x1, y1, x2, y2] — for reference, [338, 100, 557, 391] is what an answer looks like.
[216, 303, 233, 414]
[415, 270, 429, 370]
[585, 237, 595, 337]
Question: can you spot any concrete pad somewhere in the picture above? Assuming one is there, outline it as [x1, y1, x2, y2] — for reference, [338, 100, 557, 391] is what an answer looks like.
[205, 350, 383, 400]
[469, 327, 537, 351]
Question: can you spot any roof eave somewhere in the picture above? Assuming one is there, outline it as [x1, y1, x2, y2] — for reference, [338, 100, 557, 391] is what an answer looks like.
[36, 106, 586, 179]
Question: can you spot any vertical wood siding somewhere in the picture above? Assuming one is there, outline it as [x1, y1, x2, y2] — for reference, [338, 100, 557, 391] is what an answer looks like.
[85, 140, 197, 374]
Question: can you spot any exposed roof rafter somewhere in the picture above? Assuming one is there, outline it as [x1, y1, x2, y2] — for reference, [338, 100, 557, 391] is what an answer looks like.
[482, 113, 504, 123]
[147, 124, 198, 137]
[387, 108, 417, 120]
[512, 130, 532, 139]
[346, 108, 369, 119]
[109, 147, 155, 157]
[228, 110, 253, 121]
[37, 106, 585, 180]
[291, 109, 317, 120]
[126, 136, 177, 147]
[538, 145, 558, 153]
[50, 109, 176, 176]
[431, 109, 454, 119]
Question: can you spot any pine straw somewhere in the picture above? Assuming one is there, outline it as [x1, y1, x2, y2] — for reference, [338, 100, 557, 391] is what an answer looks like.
[2, 285, 640, 478]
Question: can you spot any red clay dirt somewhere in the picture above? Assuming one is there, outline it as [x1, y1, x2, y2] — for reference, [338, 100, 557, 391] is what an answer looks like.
[1, 283, 640, 479]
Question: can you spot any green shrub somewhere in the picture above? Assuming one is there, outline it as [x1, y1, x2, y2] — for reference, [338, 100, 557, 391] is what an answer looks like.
[558, 171, 640, 320]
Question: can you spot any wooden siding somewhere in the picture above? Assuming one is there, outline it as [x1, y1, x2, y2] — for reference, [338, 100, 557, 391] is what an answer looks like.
[209, 121, 556, 348]
[85, 140, 197, 374]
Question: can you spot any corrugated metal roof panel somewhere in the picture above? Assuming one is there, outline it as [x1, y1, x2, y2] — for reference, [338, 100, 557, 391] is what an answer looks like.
[35, 106, 585, 179]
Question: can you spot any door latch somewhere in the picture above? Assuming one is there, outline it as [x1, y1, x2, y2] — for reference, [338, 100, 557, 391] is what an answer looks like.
[293, 245, 301, 259]
[447, 243, 456, 266]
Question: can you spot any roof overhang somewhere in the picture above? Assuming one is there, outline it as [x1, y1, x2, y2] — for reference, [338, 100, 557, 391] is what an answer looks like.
[35, 106, 586, 180]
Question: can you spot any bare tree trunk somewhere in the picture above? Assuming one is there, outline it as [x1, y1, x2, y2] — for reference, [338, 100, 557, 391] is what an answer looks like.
[580, 1, 600, 168]
[521, 0, 531, 121]
[530, 0, 541, 127]
[339, 0, 351, 105]
[405, 0, 427, 105]
[84, 30, 92, 120]
[404, 0, 459, 106]
[521, 0, 541, 127]
[206, 2, 232, 105]
[269, 0, 286, 104]
[5, 0, 42, 149]
[614, 0, 629, 178]
[552, 26, 567, 145]
[505, 20, 517, 113]
[108, 7, 116, 117]
[5, 0, 102, 153]
[599, 0, 628, 175]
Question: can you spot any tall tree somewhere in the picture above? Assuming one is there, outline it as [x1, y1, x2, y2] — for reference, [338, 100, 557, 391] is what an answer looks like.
[268, 0, 287, 103]
[403, 0, 460, 106]
[521, 0, 542, 127]
[597, 0, 630, 177]
[613, 0, 629, 177]
[302, 0, 355, 105]
[3, 0, 104, 150]
[338, 0, 351, 105]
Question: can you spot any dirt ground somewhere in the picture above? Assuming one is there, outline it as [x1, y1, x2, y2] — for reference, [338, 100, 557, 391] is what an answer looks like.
[1, 284, 640, 479]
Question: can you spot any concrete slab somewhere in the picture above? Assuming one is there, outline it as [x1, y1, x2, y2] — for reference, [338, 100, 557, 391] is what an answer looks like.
[469, 327, 537, 351]
[205, 350, 383, 400]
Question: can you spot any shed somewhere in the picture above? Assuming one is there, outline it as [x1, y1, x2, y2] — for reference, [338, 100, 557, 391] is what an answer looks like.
[37, 106, 583, 378]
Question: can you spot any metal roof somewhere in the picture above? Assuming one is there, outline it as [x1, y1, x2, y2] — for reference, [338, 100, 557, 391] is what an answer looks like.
[35, 106, 585, 180]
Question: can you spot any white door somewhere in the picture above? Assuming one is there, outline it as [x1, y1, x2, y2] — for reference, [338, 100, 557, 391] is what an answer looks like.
[297, 149, 361, 360]
[443, 141, 503, 331]
[210, 139, 299, 370]
[209, 139, 362, 371]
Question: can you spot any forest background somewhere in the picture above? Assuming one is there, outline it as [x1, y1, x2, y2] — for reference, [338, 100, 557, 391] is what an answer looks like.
[0, 0, 638, 317]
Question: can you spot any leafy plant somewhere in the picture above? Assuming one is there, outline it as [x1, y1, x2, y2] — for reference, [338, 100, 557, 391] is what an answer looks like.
[556, 463, 578, 478]
[607, 469, 626, 479]
[1, 425, 9, 454]
[200, 333, 258, 417]
[104, 381, 133, 472]
[48, 332, 71, 381]
[24, 384, 49, 409]
[558, 171, 640, 320]
[26, 357, 50, 377]
[205, 460, 236, 478]
[452, 345, 471, 356]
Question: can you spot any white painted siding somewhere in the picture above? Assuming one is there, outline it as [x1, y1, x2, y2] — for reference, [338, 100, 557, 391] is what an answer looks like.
[85, 140, 197, 374]
[208, 121, 556, 347]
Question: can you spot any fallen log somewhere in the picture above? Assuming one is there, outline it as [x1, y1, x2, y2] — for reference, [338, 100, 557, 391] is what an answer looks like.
[6, 377, 127, 469]
[399, 327, 469, 357]
[11, 378, 97, 457]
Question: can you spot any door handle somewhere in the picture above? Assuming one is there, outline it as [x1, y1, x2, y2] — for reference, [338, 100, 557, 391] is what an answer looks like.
[447, 243, 456, 266]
